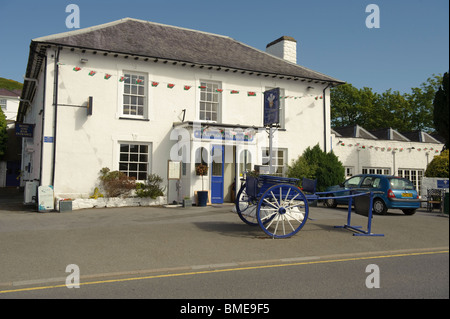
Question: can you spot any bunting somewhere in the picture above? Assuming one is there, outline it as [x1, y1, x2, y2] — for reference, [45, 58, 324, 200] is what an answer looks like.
[337, 143, 441, 153]
[64, 65, 325, 100]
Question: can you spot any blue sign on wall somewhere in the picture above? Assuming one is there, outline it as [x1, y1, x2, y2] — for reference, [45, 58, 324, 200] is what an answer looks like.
[437, 180, 449, 188]
[44, 136, 54, 143]
[264, 88, 280, 126]
[15, 123, 34, 137]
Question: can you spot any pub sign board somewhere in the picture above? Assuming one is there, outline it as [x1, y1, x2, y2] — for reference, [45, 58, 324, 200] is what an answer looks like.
[263, 88, 280, 126]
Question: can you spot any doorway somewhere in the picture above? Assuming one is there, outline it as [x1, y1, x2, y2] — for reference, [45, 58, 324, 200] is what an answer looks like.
[211, 145, 224, 204]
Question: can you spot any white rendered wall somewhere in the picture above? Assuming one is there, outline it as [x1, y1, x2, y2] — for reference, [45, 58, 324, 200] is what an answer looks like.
[330, 134, 444, 177]
[24, 47, 331, 199]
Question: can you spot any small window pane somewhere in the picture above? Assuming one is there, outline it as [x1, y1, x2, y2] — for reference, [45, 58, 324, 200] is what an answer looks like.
[130, 154, 138, 162]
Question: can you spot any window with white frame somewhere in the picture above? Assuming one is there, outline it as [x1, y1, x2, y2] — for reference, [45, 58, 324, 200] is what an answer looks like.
[122, 73, 146, 118]
[199, 81, 221, 122]
[362, 167, 391, 175]
[262, 148, 287, 176]
[239, 150, 252, 176]
[119, 143, 151, 180]
[0, 99, 6, 111]
[398, 169, 423, 194]
[345, 167, 354, 178]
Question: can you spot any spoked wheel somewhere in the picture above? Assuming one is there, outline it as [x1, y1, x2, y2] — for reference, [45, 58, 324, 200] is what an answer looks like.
[235, 183, 259, 226]
[256, 184, 309, 238]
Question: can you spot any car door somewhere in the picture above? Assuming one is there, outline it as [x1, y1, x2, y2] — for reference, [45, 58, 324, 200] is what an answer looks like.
[337, 175, 363, 204]
[360, 176, 382, 192]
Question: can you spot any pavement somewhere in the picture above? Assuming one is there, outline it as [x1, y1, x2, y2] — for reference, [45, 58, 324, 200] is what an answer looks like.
[0, 187, 448, 290]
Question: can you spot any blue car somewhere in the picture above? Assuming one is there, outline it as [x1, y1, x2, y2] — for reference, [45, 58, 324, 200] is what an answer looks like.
[324, 174, 420, 215]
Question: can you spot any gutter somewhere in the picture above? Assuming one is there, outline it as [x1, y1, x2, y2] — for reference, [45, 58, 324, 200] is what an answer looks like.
[39, 53, 47, 186]
[51, 46, 61, 186]
[323, 83, 333, 153]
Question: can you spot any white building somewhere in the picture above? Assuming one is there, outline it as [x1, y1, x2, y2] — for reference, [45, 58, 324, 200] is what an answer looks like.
[0, 88, 20, 126]
[1, 88, 21, 187]
[17, 18, 344, 204]
[331, 125, 445, 194]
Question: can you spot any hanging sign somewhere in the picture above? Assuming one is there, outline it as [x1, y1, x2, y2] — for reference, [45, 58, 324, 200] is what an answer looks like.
[86, 96, 93, 116]
[264, 88, 280, 126]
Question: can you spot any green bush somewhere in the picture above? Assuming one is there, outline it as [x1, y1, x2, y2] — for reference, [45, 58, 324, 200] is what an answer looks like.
[0, 109, 7, 159]
[425, 149, 449, 177]
[99, 167, 136, 197]
[136, 174, 166, 199]
[286, 144, 345, 191]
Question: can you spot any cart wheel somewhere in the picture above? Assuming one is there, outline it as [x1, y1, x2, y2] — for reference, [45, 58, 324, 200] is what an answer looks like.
[257, 184, 309, 238]
[235, 183, 259, 226]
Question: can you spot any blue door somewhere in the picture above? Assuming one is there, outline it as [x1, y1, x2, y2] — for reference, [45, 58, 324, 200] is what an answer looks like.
[6, 161, 21, 187]
[211, 145, 224, 204]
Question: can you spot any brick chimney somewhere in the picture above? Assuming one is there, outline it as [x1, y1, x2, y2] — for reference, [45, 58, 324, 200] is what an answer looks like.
[266, 36, 297, 64]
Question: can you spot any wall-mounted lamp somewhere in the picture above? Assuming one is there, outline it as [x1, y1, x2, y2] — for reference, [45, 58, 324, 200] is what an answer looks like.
[307, 86, 314, 90]
[80, 58, 89, 63]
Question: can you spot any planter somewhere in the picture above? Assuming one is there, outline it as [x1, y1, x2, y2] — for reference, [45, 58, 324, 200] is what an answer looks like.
[197, 191, 208, 207]
[59, 200, 73, 212]
[66, 196, 167, 210]
[183, 198, 192, 208]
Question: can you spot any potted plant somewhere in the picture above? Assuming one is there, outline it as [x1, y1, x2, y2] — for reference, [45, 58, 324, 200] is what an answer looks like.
[183, 196, 192, 208]
[196, 163, 208, 206]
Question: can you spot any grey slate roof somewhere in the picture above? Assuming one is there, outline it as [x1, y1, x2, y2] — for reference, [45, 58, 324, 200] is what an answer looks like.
[401, 131, 442, 144]
[333, 125, 378, 140]
[33, 18, 343, 84]
[333, 125, 444, 145]
[370, 128, 410, 141]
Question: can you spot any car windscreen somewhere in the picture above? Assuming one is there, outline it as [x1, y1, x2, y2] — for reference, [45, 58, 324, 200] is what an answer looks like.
[389, 178, 415, 190]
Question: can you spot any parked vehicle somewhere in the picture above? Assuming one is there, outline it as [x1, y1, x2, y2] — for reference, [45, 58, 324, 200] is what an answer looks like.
[324, 174, 420, 215]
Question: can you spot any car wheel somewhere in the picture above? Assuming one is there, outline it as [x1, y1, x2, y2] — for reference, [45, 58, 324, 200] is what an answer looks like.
[324, 198, 337, 208]
[373, 198, 387, 215]
[402, 209, 416, 215]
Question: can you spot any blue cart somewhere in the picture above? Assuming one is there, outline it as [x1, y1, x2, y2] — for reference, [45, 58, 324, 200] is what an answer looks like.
[235, 175, 309, 238]
[235, 174, 384, 238]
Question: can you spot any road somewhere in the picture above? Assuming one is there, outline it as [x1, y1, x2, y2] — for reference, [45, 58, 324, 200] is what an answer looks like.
[0, 192, 448, 301]
[1, 249, 447, 300]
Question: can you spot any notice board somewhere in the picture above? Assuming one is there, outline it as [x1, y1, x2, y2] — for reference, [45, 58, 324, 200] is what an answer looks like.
[168, 161, 181, 180]
[38, 185, 54, 212]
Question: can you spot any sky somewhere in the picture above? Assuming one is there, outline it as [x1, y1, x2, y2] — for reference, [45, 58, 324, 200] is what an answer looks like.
[0, 0, 448, 94]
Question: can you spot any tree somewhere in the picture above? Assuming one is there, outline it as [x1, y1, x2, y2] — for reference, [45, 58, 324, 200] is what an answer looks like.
[330, 74, 443, 132]
[286, 144, 345, 191]
[425, 150, 449, 178]
[331, 84, 379, 129]
[405, 74, 443, 132]
[433, 72, 449, 149]
[0, 109, 7, 159]
[0, 77, 23, 91]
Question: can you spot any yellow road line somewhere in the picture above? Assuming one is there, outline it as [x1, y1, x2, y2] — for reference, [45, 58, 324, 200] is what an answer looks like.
[1, 250, 448, 295]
